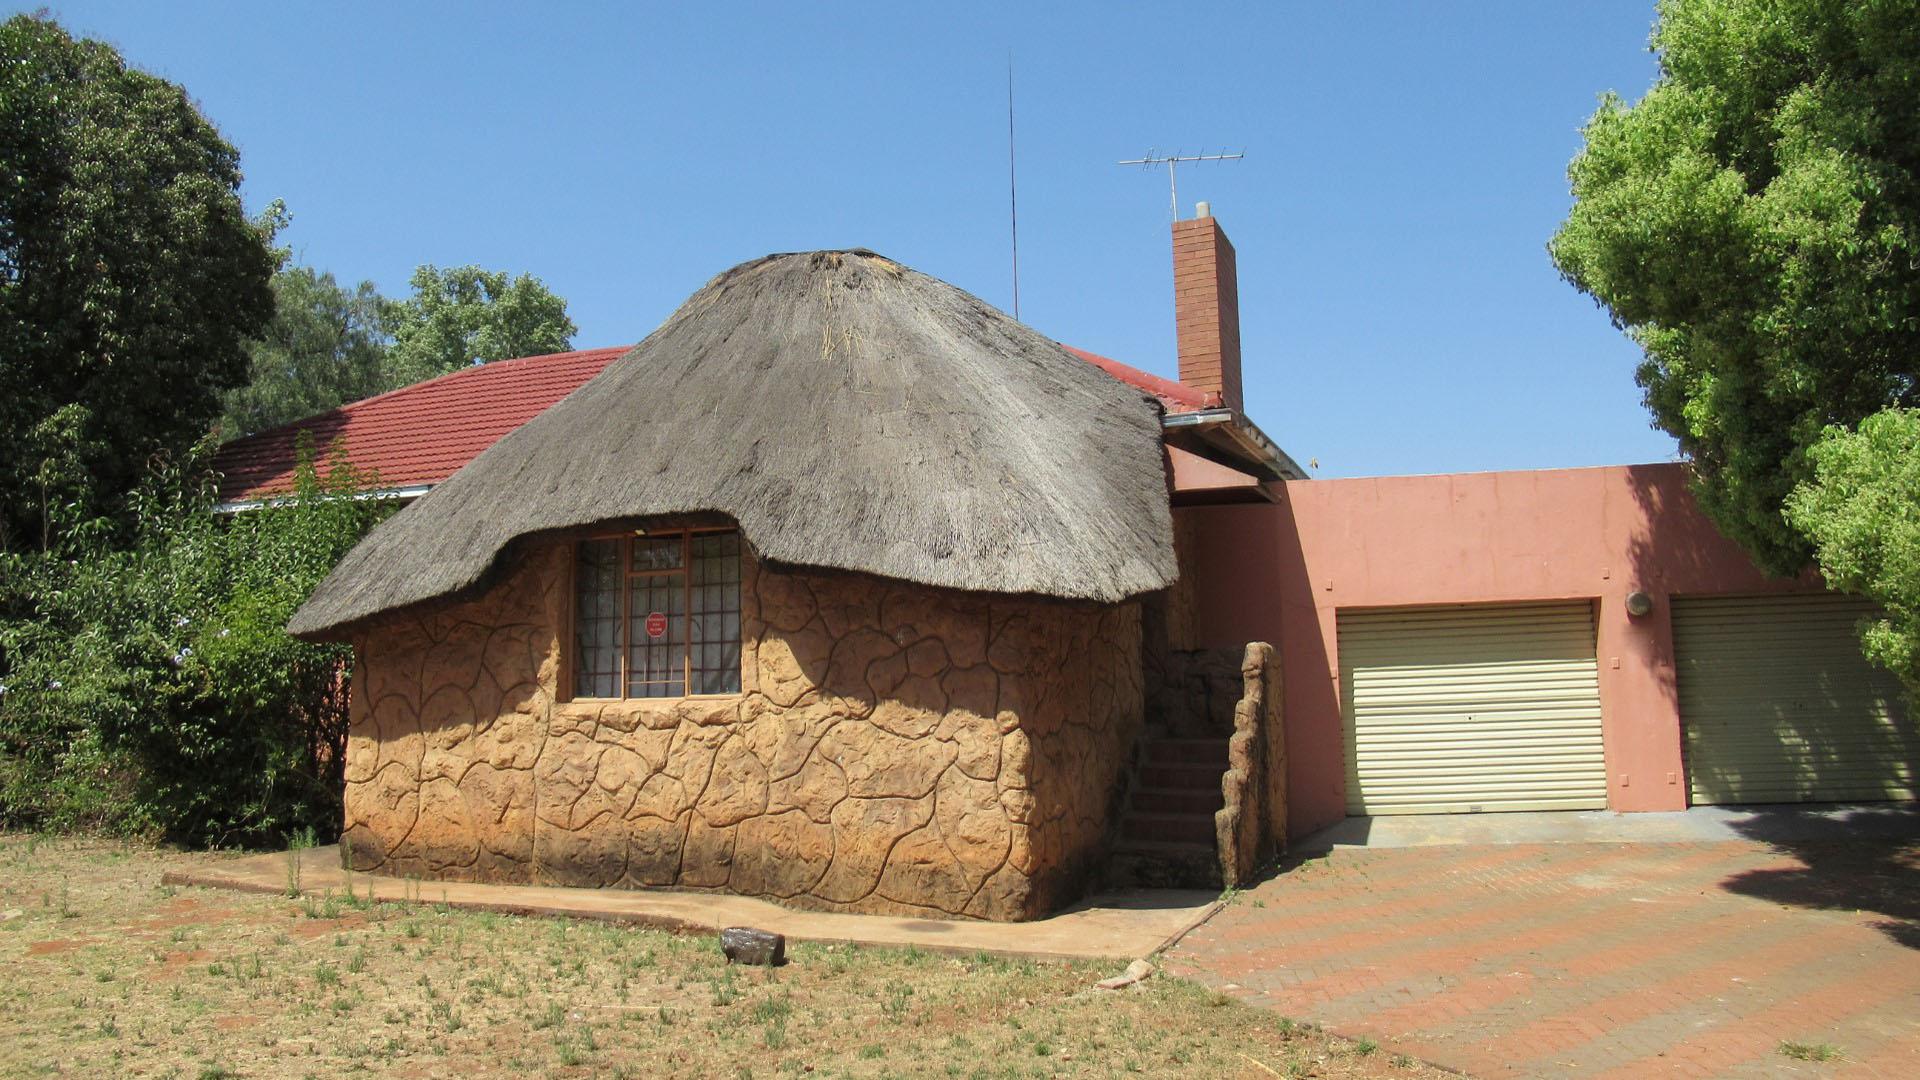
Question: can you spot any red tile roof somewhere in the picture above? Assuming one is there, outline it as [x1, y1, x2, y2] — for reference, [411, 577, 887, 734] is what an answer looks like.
[1060, 346, 1212, 414]
[213, 342, 1203, 505]
[212, 346, 629, 505]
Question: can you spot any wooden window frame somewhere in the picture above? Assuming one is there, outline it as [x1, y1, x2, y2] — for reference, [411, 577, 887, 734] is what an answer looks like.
[563, 525, 742, 702]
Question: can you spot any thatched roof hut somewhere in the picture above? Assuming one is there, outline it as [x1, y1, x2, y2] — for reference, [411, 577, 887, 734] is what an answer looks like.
[289, 250, 1175, 640]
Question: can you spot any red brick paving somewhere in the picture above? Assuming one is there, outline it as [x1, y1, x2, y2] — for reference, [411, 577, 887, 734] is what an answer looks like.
[1167, 839, 1920, 1079]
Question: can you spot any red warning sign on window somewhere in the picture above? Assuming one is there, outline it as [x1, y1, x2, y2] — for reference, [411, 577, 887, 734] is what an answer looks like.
[645, 612, 668, 639]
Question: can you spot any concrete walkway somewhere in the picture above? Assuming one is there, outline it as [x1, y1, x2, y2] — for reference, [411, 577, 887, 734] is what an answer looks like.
[163, 848, 1218, 962]
[1297, 802, 1920, 853]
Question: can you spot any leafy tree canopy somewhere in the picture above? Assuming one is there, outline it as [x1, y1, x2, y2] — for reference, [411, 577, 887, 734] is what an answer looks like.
[220, 205, 394, 437]
[0, 14, 276, 551]
[383, 264, 576, 388]
[1552, 0, 1920, 694]
[1786, 408, 1920, 687]
[1549, 0, 1918, 575]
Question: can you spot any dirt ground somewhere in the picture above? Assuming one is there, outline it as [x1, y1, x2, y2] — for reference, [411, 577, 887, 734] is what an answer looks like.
[0, 833, 1453, 1079]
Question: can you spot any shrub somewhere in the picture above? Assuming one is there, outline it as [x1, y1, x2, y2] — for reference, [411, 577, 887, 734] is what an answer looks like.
[0, 436, 392, 844]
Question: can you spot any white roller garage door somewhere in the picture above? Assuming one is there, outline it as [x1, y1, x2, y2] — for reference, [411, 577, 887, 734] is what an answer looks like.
[1339, 602, 1607, 815]
[1674, 594, 1917, 805]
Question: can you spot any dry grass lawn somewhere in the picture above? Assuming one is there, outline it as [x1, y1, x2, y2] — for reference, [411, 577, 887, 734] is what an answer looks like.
[0, 833, 1451, 1079]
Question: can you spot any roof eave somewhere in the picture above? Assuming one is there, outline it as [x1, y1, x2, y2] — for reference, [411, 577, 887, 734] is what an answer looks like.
[1160, 408, 1306, 482]
[213, 483, 434, 515]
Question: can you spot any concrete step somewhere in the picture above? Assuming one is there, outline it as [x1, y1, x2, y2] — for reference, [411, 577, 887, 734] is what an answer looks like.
[1121, 812, 1216, 847]
[1106, 840, 1222, 890]
[1129, 786, 1226, 816]
[1138, 762, 1225, 791]
[1153, 738, 1231, 765]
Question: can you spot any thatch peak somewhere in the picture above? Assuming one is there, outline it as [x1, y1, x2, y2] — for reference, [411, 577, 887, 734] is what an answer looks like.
[289, 249, 1176, 640]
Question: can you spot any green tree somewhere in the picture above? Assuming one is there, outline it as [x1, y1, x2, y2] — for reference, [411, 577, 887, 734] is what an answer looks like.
[222, 265, 391, 436]
[1550, 0, 1919, 686]
[0, 14, 276, 551]
[222, 206, 395, 436]
[1786, 410, 1920, 689]
[1550, 0, 1917, 571]
[382, 264, 576, 388]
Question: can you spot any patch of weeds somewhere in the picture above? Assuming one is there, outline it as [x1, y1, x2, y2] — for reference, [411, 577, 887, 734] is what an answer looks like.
[857, 1043, 885, 1060]
[881, 980, 914, 1024]
[753, 993, 792, 1048]
[710, 968, 740, 1007]
[284, 826, 317, 897]
[531, 1000, 565, 1030]
[313, 962, 340, 987]
[1218, 885, 1240, 905]
[1392, 1054, 1416, 1068]
[554, 1030, 594, 1067]
[301, 891, 342, 920]
[1355, 1036, 1379, 1056]
[1779, 1041, 1841, 1062]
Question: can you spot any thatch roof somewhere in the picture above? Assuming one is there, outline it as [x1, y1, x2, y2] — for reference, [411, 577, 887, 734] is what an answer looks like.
[289, 250, 1176, 640]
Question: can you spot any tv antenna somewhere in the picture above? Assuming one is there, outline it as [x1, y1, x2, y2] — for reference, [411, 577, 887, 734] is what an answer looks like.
[1007, 53, 1020, 320]
[1117, 149, 1245, 222]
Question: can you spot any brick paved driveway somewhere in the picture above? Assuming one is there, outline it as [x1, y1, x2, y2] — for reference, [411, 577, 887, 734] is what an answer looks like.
[1164, 834, 1920, 1078]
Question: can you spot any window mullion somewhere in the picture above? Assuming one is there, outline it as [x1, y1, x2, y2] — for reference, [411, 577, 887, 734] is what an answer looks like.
[682, 533, 693, 693]
[619, 536, 631, 696]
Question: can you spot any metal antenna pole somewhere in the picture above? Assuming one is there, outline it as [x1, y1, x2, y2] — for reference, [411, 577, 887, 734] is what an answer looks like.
[1007, 53, 1020, 321]
[1117, 150, 1245, 221]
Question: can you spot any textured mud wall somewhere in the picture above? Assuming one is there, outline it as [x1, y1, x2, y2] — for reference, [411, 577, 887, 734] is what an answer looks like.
[340, 536, 1143, 920]
[1142, 509, 1205, 729]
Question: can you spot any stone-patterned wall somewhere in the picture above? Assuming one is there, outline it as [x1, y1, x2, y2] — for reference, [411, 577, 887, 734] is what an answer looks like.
[340, 535, 1143, 921]
[1142, 509, 1204, 728]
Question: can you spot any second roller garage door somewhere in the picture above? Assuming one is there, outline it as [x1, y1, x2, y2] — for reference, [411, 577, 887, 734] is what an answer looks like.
[1675, 594, 1917, 805]
[1340, 602, 1608, 815]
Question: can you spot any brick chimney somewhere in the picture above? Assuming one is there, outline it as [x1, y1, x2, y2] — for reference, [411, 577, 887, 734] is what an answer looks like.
[1172, 202, 1242, 413]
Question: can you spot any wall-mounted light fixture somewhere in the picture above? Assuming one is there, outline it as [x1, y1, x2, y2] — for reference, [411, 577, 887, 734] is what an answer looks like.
[1624, 591, 1654, 617]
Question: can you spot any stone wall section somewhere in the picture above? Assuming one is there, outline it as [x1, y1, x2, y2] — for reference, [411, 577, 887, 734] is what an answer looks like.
[340, 535, 1143, 921]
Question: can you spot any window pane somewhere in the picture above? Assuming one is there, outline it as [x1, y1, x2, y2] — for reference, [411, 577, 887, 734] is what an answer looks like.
[628, 570, 686, 698]
[690, 532, 742, 694]
[631, 535, 684, 571]
[573, 539, 622, 698]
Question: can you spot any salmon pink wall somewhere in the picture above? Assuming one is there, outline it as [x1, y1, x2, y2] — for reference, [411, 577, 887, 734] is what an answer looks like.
[1177, 463, 1820, 839]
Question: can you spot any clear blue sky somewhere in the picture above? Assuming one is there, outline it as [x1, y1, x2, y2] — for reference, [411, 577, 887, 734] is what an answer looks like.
[29, 1, 1676, 478]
